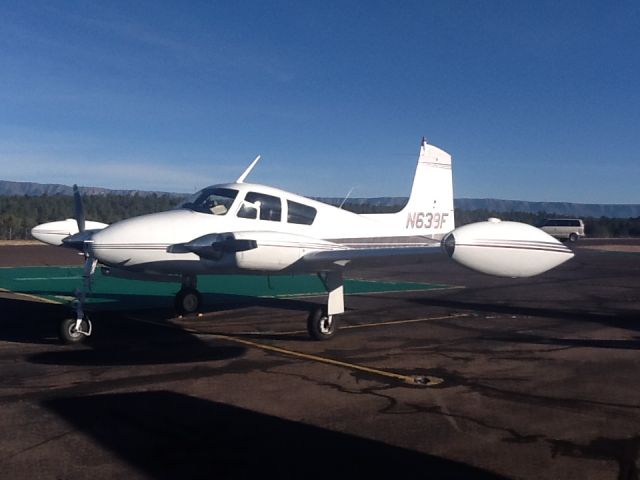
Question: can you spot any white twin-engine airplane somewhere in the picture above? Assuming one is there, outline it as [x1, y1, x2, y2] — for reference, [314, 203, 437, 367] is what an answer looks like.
[32, 139, 574, 344]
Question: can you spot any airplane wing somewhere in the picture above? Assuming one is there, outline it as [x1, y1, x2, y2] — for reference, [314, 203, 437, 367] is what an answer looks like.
[167, 231, 444, 270]
[300, 244, 443, 270]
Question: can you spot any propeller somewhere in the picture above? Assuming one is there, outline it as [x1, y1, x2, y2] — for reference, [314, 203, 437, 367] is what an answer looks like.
[71, 184, 97, 334]
[73, 184, 86, 233]
[62, 185, 91, 251]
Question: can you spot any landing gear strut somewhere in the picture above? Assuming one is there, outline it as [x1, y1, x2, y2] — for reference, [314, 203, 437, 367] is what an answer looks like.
[59, 257, 96, 344]
[307, 271, 344, 341]
[175, 275, 202, 315]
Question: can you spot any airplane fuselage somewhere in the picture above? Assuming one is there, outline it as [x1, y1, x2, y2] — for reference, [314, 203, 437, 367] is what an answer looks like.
[90, 182, 447, 275]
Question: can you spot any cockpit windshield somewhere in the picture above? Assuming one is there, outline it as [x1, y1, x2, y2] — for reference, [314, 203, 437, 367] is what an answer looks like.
[178, 187, 238, 215]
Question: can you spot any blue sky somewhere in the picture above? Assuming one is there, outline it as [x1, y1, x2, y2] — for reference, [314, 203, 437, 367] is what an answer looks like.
[1, 1, 638, 202]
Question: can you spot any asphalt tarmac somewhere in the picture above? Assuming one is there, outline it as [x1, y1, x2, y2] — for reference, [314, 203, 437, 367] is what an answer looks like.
[0, 240, 639, 479]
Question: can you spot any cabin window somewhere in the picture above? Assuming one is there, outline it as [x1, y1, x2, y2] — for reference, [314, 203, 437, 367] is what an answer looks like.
[287, 200, 317, 225]
[237, 192, 282, 221]
[178, 187, 238, 215]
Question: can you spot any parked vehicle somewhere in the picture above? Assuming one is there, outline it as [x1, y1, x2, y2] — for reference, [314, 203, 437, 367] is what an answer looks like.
[541, 218, 585, 242]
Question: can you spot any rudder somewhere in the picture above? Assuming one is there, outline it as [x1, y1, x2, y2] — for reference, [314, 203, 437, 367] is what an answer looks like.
[400, 137, 454, 237]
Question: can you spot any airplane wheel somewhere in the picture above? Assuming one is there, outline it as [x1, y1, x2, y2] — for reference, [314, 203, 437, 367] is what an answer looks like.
[175, 287, 201, 315]
[59, 317, 91, 344]
[307, 307, 339, 341]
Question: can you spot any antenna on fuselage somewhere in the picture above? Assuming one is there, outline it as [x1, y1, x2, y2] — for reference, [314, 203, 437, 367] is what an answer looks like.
[338, 187, 355, 209]
[236, 155, 261, 183]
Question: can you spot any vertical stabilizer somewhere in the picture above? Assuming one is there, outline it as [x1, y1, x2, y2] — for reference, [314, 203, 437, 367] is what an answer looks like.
[366, 138, 455, 238]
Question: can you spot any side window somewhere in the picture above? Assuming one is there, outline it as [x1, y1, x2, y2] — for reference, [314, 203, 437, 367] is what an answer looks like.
[287, 200, 317, 225]
[237, 192, 281, 221]
[237, 201, 257, 219]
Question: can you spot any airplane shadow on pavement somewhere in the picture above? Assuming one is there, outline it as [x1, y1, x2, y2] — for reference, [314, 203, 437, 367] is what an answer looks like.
[412, 296, 640, 344]
[44, 390, 508, 480]
[0, 290, 316, 349]
[0, 296, 68, 345]
[0, 295, 248, 365]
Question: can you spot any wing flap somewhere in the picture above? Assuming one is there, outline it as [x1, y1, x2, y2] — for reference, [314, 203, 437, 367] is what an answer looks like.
[302, 244, 443, 269]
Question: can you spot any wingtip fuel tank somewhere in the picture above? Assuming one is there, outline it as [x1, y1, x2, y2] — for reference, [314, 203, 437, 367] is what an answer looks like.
[442, 218, 574, 277]
[31, 219, 108, 246]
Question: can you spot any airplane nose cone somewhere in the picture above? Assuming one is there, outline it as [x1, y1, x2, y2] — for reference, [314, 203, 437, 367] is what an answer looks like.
[90, 209, 215, 268]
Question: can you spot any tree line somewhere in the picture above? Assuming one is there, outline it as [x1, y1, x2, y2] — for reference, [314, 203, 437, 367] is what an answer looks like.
[1, 194, 639, 239]
[0, 194, 181, 240]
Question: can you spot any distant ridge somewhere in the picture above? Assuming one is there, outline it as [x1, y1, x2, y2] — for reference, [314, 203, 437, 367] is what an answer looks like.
[0, 179, 183, 197]
[314, 197, 640, 219]
[2, 179, 639, 218]
[454, 198, 640, 219]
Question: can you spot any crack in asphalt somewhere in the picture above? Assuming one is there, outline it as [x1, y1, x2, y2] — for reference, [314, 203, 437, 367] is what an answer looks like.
[261, 367, 404, 415]
[0, 430, 74, 465]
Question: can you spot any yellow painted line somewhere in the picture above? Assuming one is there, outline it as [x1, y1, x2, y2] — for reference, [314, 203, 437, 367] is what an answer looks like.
[126, 315, 443, 387]
[211, 333, 443, 386]
[0, 288, 64, 305]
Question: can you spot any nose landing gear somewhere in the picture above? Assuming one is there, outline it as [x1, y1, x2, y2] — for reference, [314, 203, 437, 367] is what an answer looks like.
[59, 257, 97, 344]
[59, 317, 92, 344]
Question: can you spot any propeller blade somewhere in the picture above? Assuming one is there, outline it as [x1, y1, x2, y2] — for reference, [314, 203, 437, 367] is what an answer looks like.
[73, 184, 86, 233]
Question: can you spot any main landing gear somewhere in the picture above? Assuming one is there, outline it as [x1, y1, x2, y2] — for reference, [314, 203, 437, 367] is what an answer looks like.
[175, 275, 202, 315]
[171, 272, 346, 341]
[306, 271, 344, 341]
[307, 307, 338, 340]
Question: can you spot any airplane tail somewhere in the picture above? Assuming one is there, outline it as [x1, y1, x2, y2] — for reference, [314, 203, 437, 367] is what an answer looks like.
[367, 138, 455, 238]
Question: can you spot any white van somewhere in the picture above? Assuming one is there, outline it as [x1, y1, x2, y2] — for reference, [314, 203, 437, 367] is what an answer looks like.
[541, 218, 585, 242]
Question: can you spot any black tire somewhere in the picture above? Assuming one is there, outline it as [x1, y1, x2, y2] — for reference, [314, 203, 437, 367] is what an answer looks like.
[568, 233, 578, 242]
[307, 307, 339, 341]
[175, 287, 202, 315]
[59, 317, 90, 344]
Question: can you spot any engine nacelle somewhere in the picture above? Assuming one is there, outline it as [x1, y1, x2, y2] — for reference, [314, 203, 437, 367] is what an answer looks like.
[442, 218, 574, 277]
[31, 219, 109, 246]
[232, 231, 338, 271]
